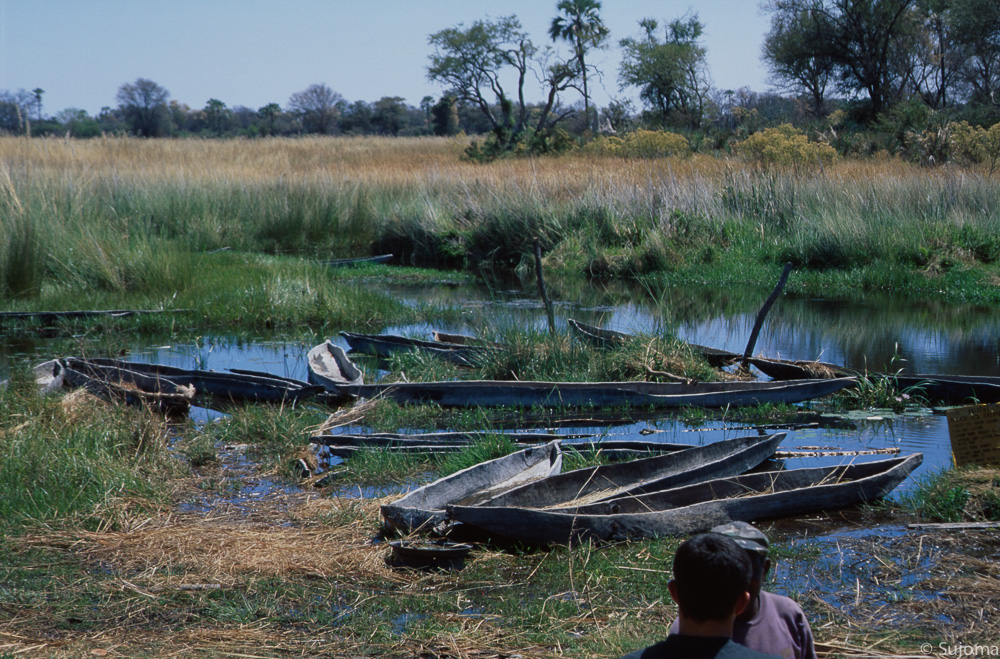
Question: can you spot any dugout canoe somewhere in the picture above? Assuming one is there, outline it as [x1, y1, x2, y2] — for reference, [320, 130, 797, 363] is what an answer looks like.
[381, 440, 563, 534]
[448, 453, 923, 546]
[321, 254, 393, 267]
[55, 358, 195, 415]
[475, 433, 785, 509]
[68, 357, 323, 404]
[748, 358, 1000, 404]
[568, 319, 741, 366]
[307, 341, 364, 391]
[339, 331, 486, 366]
[331, 377, 855, 408]
[431, 330, 501, 348]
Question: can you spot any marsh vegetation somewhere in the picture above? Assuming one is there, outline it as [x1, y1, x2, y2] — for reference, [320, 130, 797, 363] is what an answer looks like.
[1, 136, 998, 656]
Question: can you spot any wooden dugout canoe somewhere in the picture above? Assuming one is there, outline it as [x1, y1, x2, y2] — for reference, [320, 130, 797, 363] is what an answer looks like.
[332, 377, 855, 409]
[321, 254, 393, 267]
[70, 357, 323, 404]
[380, 440, 563, 534]
[54, 358, 195, 415]
[567, 319, 742, 366]
[476, 433, 786, 509]
[448, 453, 923, 546]
[307, 340, 364, 391]
[339, 331, 486, 366]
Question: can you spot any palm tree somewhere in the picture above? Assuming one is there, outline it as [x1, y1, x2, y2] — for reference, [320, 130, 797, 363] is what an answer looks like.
[549, 0, 609, 130]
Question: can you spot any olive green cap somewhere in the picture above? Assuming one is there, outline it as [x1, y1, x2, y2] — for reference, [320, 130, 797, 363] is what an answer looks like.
[709, 521, 769, 556]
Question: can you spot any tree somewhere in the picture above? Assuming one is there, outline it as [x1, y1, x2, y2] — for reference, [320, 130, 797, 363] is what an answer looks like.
[427, 15, 581, 154]
[372, 96, 408, 135]
[949, 0, 1000, 105]
[549, 0, 610, 130]
[765, 0, 918, 119]
[339, 100, 373, 134]
[32, 88, 44, 122]
[288, 83, 342, 134]
[431, 95, 460, 136]
[116, 78, 171, 137]
[762, 1, 838, 116]
[204, 98, 231, 134]
[258, 103, 281, 135]
[618, 16, 712, 128]
[0, 90, 33, 134]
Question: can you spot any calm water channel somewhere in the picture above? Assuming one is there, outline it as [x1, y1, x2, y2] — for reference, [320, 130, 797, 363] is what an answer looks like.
[4, 278, 997, 495]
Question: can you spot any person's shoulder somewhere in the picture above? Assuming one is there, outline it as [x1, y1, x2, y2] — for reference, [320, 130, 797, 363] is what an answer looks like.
[761, 590, 807, 615]
[718, 639, 784, 659]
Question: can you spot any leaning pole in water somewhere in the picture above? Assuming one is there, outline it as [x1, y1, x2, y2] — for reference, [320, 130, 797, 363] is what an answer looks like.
[741, 262, 793, 372]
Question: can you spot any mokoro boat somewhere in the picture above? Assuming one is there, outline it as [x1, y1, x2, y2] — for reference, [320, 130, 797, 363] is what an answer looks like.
[381, 440, 563, 534]
[475, 433, 785, 509]
[431, 330, 500, 348]
[331, 377, 855, 408]
[448, 453, 923, 546]
[891, 374, 1000, 404]
[748, 357, 853, 380]
[568, 319, 741, 366]
[749, 358, 1000, 404]
[339, 331, 485, 366]
[307, 341, 364, 391]
[68, 357, 323, 404]
[310, 430, 593, 447]
[55, 358, 195, 415]
[321, 254, 393, 267]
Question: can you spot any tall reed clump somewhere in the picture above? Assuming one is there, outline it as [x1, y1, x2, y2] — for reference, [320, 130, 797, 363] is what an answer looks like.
[0, 370, 179, 531]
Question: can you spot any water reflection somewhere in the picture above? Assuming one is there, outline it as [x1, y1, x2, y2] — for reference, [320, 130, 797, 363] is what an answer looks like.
[0, 278, 976, 492]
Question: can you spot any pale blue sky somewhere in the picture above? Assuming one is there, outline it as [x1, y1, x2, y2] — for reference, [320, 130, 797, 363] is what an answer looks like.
[0, 0, 772, 117]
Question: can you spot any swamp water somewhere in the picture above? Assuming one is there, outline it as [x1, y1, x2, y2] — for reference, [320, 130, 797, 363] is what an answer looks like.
[2, 279, 995, 496]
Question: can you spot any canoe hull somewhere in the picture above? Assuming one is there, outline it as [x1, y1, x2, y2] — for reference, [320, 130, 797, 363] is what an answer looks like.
[448, 453, 923, 546]
[380, 441, 563, 534]
[333, 377, 855, 409]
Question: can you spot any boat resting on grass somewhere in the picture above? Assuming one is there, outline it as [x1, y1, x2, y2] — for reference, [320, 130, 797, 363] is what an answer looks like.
[381, 440, 563, 534]
[340, 331, 487, 366]
[448, 453, 923, 546]
[476, 433, 785, 510]
[307, 341, 364, 391]
[332, 377, 855, 409]
[67, 357, 323, 404]
[568, 319, 742, 367]
[41, 358, 195, 415]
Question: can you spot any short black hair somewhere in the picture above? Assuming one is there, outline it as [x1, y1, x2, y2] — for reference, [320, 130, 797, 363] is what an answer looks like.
[672, 533, 752, 621]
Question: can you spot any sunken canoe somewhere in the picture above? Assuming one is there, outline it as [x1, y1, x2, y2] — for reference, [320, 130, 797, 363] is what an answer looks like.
[331, 377, 855, 409]
[339, 331, 486, 366]
[307, 341, 364, 391]
[68, 357, 323, 404]
[448, 453, 923, 546]
[568, 319, 742, 366]
[381, 440, 563, 534]
[476, 433, 785, 509]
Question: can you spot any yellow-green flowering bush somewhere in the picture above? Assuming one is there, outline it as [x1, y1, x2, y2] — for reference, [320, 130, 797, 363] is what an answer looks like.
[734, 124, 838, 168]
[584, 130, 690, 158]
[950, 121, 1000, 173]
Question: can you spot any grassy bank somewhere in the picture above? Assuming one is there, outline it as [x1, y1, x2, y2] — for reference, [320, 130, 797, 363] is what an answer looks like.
[3, 136, 1000, 311]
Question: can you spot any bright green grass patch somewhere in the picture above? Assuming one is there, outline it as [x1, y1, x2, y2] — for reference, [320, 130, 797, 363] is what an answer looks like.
[0, 367, 181, 532]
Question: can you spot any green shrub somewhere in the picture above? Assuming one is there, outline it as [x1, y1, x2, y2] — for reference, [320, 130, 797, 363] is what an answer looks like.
[951, 121, 1000, 173]
[584, 130, 690, 158]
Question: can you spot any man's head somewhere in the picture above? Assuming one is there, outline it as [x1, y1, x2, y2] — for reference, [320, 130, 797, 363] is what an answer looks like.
[710, 521, 772, 598]
[669, 532, 752, 623]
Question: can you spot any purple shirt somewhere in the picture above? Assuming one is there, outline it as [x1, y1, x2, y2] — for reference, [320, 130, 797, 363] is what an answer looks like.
[670, 591, 817, 659]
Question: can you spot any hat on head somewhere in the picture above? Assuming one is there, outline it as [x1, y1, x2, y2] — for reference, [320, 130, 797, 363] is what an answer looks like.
[709, 521, 769, 556]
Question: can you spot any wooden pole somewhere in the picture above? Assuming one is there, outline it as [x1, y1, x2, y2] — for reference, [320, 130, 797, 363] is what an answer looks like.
[741, 262, 793, 371]
[533, 237, 555, 334]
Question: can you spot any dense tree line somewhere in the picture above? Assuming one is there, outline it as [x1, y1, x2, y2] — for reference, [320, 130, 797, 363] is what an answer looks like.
[3, 0, 1000, 162]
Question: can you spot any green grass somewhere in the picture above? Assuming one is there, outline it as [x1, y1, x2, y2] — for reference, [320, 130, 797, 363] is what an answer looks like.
[0, 366, 181, 531]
